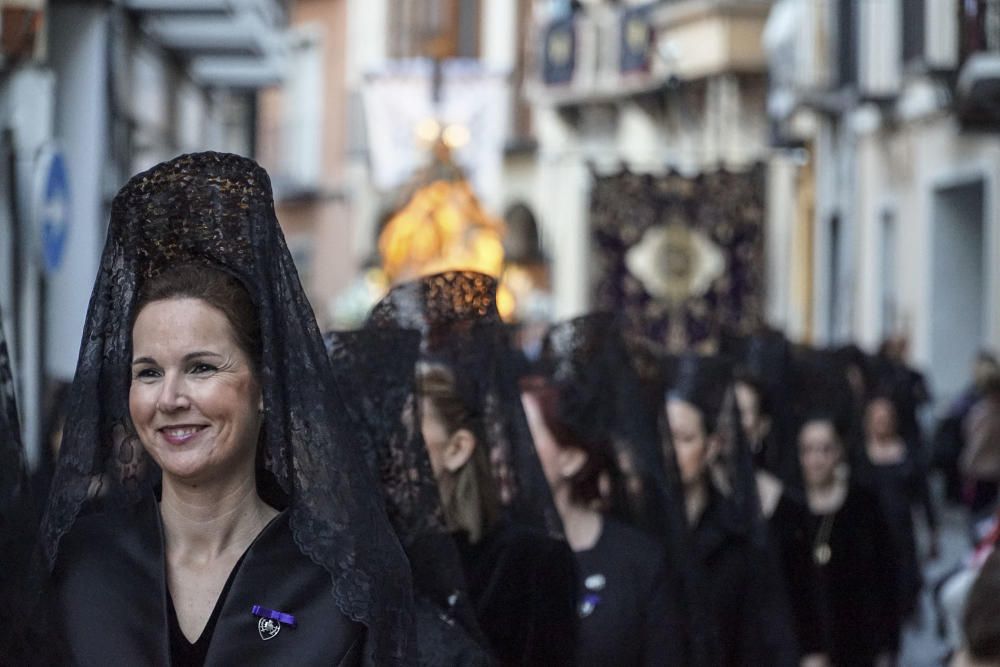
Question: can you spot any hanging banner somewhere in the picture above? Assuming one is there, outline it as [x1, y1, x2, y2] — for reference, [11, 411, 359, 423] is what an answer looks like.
[542, 16, 576, 85]
[590, 165, 767, 351]
[619, 4, 653, 74]
[361, 59, 508, 199]
[361, 60, 435, 191]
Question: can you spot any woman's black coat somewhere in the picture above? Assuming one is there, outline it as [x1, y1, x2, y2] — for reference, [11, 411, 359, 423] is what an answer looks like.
[52, 491, 365, 666]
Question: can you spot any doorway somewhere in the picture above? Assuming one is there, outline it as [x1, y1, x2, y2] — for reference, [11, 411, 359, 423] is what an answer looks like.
[930, 179, 986, 407]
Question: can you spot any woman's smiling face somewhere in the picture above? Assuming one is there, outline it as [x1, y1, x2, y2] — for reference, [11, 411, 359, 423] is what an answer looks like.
[129, 297, 262, 485]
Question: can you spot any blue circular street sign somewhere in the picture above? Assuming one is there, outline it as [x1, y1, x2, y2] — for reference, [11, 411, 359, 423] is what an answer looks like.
[37, 150, 71, 273]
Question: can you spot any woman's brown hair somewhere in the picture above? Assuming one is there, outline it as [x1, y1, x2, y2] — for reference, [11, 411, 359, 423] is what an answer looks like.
[133, 264, 261, 373]
[417, 362, 500, 542]
[519, 375, 612, 508]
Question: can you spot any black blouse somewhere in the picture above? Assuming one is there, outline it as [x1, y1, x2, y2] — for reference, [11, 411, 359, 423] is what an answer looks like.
[858, 449, 936, 619]
[454, 520, 578, 667]
[574, 517, 682, 667]
[805, 484, 901, 665]
[51, 491, 365, 666]
[767, 489, 824, 657]
[166, 550, 248, 667]
[691, 490, 798, 667]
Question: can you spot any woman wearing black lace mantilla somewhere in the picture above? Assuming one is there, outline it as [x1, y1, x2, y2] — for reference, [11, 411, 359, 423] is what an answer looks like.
[32, 153, 414, 666]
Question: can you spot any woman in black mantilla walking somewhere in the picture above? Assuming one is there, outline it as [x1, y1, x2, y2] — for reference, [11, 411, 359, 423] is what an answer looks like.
[33, 152, 414, 666]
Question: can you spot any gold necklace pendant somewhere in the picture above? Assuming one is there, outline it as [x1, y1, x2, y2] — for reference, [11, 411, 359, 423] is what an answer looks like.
[814, 543, 832, 565]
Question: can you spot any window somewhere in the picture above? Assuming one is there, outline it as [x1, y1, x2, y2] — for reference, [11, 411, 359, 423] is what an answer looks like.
[879, 209, 897, 340]
[387, 0, 481, 59]
[959, 0, 1000, 64]
[901, 0, 926, 64]
[837, 0, 858, 87]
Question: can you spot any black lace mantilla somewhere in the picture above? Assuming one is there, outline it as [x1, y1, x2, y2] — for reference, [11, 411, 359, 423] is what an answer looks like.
[38, 152, 413, 666]
[367, 271, 564, 538]
[324, 328, 491, 662]
[541, 314, 681, 534]
[323, 328, 447, 552]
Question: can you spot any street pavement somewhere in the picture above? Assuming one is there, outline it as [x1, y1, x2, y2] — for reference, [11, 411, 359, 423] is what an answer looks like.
[899, 489, 976, 667]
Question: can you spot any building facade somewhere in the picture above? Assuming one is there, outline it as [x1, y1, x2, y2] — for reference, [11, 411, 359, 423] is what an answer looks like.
[766, 0, 1000, 408]
[1, 0, 290, 465]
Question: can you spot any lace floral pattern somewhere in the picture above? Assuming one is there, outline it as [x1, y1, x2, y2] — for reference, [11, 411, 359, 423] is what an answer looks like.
[38, 152, 413, 666]
[324, 328, 447, 550]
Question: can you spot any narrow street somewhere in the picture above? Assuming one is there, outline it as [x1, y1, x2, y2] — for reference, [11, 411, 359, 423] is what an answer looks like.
[901, 485, 977, 666]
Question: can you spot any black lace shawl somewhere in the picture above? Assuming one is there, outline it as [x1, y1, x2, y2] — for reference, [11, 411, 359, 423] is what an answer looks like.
[36, 152, 413, 665]
[366, 271, 564, 538]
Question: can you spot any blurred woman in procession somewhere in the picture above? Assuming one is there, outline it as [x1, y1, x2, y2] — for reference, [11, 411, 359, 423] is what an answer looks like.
[367, 272, 578, 667]
[519, 313, 688, 666]
[666, 353, 798, 667]
[797, 412, 902, 666]
[857, 394, 939, 622]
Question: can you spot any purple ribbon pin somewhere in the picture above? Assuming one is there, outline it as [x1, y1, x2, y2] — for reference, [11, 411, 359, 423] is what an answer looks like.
[252, 605, 297, 628]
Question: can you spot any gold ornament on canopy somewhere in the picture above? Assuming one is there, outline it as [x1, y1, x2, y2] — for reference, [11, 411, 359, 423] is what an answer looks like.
[378, 139, 515, 318]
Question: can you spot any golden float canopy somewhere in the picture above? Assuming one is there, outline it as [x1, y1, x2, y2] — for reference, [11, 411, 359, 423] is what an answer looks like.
[379, 175, 516, 318]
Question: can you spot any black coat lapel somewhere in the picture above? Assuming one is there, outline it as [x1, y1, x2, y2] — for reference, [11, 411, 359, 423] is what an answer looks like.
[204, 512, 364, 665]
[54, 492, 364, 666]
[53, 491, 170, 666]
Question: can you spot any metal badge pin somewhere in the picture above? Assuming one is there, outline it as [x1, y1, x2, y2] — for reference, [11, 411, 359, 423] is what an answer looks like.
[584, 573, 606, 591]
[252, 604, 297, 640]
[258, 617, 281, 641]
[579, 593, 601, 618]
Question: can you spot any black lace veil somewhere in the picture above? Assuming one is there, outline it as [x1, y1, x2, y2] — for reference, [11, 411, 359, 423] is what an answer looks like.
[737, 330, 801, 486]
[37, 152, 413, 665]
[540, 315, 722, 665]
[538, 314, 675, 534]
[669, 353, 765, 538]
[366, 271, 564, 538]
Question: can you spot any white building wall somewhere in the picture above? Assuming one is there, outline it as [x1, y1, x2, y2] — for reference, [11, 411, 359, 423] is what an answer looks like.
[537, 153, 591, 318]
[1, 66, 55, 468]
[344, 0, 388, 261]
[833, 111, 1000, 409]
